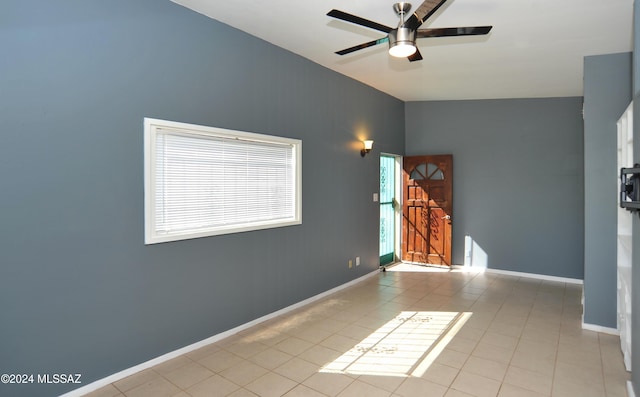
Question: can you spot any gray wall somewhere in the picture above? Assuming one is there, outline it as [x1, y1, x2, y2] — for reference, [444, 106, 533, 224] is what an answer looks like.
[583, 53, 632, 328]
[405, 98, 584, 279]
[0, 1, 404, 396]
[635, 0, 640, 97]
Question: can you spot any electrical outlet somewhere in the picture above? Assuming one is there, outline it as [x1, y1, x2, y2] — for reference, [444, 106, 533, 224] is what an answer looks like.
[356, 257, 360, 266]
[348, 260, 353, 269]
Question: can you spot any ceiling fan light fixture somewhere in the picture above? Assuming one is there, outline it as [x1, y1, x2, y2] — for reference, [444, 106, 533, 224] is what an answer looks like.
[388, 27, 417, 58]
[389, 43, 417, 57]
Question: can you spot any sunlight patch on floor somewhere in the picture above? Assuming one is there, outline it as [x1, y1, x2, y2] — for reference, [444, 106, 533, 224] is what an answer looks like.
[320, 311, 471, 377]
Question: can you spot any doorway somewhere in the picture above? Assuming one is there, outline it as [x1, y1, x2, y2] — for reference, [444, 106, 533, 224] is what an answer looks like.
[379, 154, 401, 266]
[401, 154, 453, 266]
[616, 103, 633, 371]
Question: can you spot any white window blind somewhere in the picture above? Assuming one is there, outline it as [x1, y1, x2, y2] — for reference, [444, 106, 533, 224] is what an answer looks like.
[144, 118, 302, 244]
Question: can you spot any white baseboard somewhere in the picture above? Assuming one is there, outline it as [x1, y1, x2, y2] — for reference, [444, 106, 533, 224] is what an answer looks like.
[60, 269, 380, 397]
[452, 265, 584, 285]
[629, 381, 636, 397]
[581, 322, 619, 335]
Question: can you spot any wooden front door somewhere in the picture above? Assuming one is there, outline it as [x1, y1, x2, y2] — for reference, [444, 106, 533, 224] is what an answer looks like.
[402, 155, 453, 266]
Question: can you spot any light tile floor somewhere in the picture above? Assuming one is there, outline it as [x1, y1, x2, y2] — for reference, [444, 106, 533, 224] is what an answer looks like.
[85, 264, 631, 397]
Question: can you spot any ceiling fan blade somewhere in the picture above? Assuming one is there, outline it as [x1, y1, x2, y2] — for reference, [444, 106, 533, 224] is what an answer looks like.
[327, 9, 393, 33]
[335, 37, 389, 55]
[407, 49, 423, 62]
[403, 0, 448, 31]
[417, 26, 493, 38]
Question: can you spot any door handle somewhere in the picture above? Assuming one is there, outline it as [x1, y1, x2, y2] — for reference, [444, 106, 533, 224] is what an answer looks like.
[442, 215, 451, 220]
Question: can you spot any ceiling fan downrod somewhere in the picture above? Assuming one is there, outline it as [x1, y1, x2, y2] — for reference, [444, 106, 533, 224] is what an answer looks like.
[392, 2, 412, 26]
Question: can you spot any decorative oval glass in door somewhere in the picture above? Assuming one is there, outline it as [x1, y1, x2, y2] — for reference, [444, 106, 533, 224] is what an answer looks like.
[409, 163, 445, 181]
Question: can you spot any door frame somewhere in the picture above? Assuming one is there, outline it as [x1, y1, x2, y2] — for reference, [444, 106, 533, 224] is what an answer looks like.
[380, 153, 402, 267]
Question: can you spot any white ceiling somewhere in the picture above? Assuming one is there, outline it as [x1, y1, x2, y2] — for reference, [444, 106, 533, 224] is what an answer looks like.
[172, 0, 633, 101]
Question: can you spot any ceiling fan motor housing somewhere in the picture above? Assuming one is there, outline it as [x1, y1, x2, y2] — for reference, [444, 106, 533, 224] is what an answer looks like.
[389, 28, 417, 56]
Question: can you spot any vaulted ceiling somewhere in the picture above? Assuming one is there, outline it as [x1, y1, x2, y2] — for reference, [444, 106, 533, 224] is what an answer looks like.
[172, 0, 633, 101]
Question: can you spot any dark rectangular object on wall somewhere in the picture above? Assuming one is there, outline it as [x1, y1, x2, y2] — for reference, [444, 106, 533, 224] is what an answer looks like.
[620, 166, 640, 211]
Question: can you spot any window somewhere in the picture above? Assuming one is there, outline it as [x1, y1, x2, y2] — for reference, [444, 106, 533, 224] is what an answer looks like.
[144, 118, 302, 244]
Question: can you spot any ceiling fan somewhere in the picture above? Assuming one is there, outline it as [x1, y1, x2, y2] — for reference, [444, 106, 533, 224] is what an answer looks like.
[327, 0, 492, 61]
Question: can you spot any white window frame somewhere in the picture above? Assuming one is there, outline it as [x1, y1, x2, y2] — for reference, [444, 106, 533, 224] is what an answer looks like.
[144, 118, 302, 244]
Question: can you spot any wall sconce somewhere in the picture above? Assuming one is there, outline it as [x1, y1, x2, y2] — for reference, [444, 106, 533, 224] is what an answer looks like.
[361, 140, 374, 157]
